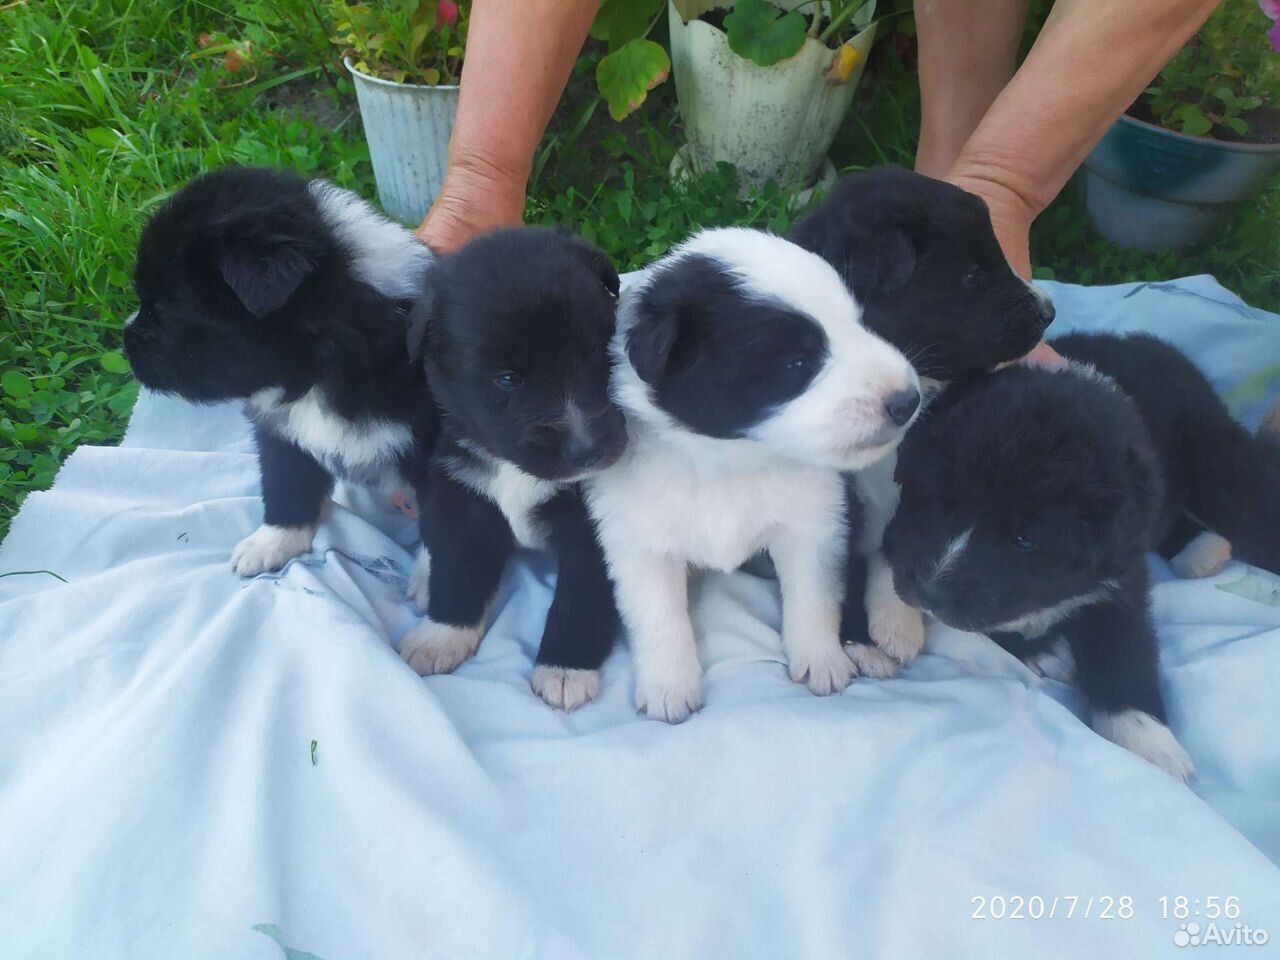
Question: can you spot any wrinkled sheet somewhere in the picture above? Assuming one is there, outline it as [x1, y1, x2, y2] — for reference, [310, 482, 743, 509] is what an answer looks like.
[1, 275, 1279, 959]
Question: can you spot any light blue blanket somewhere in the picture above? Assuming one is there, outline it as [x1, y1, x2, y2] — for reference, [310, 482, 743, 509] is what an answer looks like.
[1, 275, 1279, 959]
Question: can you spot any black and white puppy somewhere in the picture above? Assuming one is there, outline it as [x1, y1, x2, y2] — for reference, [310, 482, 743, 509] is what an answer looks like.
[789, 166, 1057, 668]
[882, 332, 1280, 780]
[587, 228, 922, 723]
[399, 227, 627, 711]
[125, 166, 437, 575]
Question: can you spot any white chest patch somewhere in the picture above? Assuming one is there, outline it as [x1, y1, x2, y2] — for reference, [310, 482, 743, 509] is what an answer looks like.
[448, 457, 562, 551]
[986, 583, 1117, 639]
[247, 387, 415, 487]
[852, 453, 900, 554]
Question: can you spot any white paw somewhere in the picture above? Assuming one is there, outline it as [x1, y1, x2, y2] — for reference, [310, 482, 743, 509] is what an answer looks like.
[635, 655, 703, 724]
[845, 642, 900, 679]
[787, 637, 857, 695]
[1169, 531, 1232, 579]
[868, 593, 925, 664]
[1092, 709, 1195, 782]
[406, 548, 431, 611]
[1025, 640, 1076, 682]
[399, 619, 483, 676]
[531, 665, 600, 711]
[231, 524, 315, 577]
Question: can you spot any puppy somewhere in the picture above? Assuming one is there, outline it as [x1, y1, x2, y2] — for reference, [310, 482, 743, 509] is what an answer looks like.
[399, 228, 628, 711]
[881, 331, 1280, 780]
[789, 166, 1057, 668]
[125, 166, 437, 576]
[586, 228, 922, 723]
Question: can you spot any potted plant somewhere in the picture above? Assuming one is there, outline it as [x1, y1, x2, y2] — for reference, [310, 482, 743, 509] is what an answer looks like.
[593, 0, 878, 193]
[329, 0, 467, 225]
[1082, 0, 1280, 252]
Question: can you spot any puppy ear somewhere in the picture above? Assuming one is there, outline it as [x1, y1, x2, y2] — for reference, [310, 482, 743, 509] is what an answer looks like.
[217, 241, 317, 317]
[626, 298, 678, 385]
[868, 227, 916, 294]
[565, 235, 621, 299]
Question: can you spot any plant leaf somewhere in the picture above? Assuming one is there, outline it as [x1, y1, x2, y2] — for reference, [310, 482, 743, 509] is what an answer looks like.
[592, 0, 664, 51]
[725, 0, 807, 68]
[596, 38, 670, 121]
[1173, 103, 1213, 137]
[2, 370, 32, 400]
[99, 351, 130, 374]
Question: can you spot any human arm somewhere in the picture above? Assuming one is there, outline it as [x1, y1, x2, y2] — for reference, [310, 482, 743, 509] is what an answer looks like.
[416, 0, 600, 252]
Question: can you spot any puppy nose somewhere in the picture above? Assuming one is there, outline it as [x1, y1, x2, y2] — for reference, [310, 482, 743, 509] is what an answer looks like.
[884, 388, 921, 426]
[1037, 299, 1056, 329]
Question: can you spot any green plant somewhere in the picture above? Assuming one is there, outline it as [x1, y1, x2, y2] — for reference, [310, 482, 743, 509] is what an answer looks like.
[328, 0, 466, 85]
[1143, 0, 1280, 138]
[593, 0, 876, 121]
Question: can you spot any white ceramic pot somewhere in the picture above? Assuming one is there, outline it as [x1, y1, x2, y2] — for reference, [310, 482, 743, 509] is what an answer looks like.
[668, 1, 876, 192]
[345, 58, 459, 225]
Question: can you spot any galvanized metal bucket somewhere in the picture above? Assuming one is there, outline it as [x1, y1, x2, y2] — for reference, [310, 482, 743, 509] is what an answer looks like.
[345, 58, 459, 226]
[1083, 113, 1280, 252]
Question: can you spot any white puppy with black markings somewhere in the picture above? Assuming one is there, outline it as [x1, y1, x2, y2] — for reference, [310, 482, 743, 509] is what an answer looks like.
[586, 228, 922, 723]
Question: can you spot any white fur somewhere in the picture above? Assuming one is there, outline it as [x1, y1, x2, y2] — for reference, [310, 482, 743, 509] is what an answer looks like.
[400, 619, 484, 676]
[445, 455, 561, 551]
[246, 386, 415, 486]
[1092, 708, 1195, 781]
[1169, 530, 1232, 579]
[589, 229, 918, 721]
[123, 309, 139, 328]
[984, 583, 1117, 640]
[407, 547, 431, 611]
[231, 523, 316, 577]
[1024, 639, 1076, 682]
[932, 527, 973, 579]
[307, 179, 432, 300]
[865, 555, 925, 663]
[531, 666, 600, 711]
[852, 454, 899, 553]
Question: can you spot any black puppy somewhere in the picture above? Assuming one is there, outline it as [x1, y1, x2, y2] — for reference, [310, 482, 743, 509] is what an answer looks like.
[883, 333, 1280, 780]
[398, 227, 627, 711]
[125, 166, 438, 576]
[789, 166, 1056, 669]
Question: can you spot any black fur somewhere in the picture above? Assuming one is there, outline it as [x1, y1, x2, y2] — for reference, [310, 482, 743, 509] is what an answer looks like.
[626, 253, 829, 437]
[124, 166, 438, 534]
[884, 332, 1280, 731]
[407, 228, 626, 679]
[789, 166, 1055, 381]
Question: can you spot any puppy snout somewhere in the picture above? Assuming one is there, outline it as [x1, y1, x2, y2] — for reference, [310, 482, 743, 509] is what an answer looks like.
[884, 387, 921, 427]
[566, 406, 627, 469]
[1027, 283, 1056, 329]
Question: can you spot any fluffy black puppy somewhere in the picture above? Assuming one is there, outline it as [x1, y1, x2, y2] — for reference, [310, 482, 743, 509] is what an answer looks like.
[398, 227, 627, 711]
[883, 332, 1280, 780]
[124, 166, 437, 576]
[788, 165, 1055, 381]
[790, 166, 1057, 669]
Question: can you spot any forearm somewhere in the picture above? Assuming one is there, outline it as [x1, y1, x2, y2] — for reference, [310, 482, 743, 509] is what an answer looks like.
[948, 0, 1220, 227]
[446, 0, 598, 203]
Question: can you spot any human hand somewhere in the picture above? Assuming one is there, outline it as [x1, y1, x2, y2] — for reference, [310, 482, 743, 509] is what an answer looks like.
[415, 158, 526, 253]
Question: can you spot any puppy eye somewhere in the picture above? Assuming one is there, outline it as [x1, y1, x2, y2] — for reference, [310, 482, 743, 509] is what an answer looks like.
[961, 266, 980, 288]
[785, 355, 811, 371]
[494, 372, 522, 392]
[1013, 533, 1034, 551]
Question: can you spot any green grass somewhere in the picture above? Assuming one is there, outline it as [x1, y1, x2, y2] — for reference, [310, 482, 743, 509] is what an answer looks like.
[2, 1, 1279, 543]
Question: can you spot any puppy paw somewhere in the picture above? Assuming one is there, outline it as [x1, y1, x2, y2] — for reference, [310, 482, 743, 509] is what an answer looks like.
[400, 619, 483, 676]
[788, 638, 857, 695]
[406, 548, 431, 611]
[1092, 709, 1195, 782]
[531, 665, 601, 711]
[635, 656, 703, 724]
[868, 594, 925, 664]
[1169, 531, 1232, 579]
[231, 524, 315, 577]
[844, 641, 900, 679]
[1024, 640, 1075, 683]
